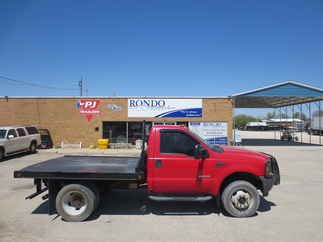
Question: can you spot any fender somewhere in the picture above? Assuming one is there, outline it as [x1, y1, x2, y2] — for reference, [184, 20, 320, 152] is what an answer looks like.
[210, 166, 264, 196]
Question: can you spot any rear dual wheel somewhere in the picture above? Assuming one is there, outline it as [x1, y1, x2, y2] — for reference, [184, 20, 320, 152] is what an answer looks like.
[56, 184, 100, 222]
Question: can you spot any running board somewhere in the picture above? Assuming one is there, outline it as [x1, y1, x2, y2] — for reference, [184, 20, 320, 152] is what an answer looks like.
[148, 195, 213, 202]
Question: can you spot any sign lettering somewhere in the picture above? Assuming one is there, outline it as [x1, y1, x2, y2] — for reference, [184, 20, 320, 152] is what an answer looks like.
[76, 100, 101, 121]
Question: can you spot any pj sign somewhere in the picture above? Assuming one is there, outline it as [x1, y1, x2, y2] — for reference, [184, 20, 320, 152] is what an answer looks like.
[76, 99, 101, 121]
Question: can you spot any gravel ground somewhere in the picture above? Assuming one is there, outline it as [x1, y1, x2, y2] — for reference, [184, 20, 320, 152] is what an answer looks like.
[1, 144, 323, 242]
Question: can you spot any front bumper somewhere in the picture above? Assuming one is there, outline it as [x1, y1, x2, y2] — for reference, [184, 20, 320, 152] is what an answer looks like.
[259, 154, 280, 197]
[259, 176, 274, 197]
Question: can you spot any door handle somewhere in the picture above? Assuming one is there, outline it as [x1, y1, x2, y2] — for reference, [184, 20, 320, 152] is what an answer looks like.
[156, 159, 162, 168]
[198, 175, 211, 178]
[216, 162, 226, 167]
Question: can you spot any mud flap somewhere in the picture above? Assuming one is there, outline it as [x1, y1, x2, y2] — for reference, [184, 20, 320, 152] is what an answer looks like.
[48, 180, 59, 215]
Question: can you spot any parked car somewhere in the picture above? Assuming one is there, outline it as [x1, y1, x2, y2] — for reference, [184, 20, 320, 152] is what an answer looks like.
[14, 124, 280, 221]
[0, 126, 41, 160]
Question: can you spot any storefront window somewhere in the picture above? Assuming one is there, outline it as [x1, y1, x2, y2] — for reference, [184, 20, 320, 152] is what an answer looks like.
[103, 121, 152, 144]
[102, 122, 126, 143]
[128, 122, 143, 145]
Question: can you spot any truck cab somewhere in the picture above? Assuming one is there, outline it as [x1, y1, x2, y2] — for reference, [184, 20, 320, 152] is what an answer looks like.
[146, 126, 279, 213]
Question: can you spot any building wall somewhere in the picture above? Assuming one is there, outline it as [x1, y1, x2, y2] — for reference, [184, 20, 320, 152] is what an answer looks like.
[0, 97, 233, 146]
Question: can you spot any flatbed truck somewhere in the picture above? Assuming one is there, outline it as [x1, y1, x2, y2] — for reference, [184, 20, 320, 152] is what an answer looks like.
[14, 124, 280, 222]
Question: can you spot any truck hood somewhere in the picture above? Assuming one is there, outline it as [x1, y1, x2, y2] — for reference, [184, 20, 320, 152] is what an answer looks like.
[220, 145, 269, 160]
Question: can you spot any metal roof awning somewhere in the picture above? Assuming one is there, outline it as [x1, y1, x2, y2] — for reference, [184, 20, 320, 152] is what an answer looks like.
[231, 81, 323, 108]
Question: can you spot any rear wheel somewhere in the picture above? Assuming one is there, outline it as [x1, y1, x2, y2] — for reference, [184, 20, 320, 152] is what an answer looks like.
[56, 184, 97, 222]
[29, 142, 37, 154]
[221, 180, 260, 218]
[0, 148, 4, 161]
[86, 183, 100, 210]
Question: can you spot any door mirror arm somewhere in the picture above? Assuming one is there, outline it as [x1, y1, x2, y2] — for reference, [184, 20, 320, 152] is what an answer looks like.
[194, 144, 209, 159]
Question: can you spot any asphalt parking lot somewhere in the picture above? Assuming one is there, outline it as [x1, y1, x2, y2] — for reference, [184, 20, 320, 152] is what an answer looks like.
[1, 144, 323, 242]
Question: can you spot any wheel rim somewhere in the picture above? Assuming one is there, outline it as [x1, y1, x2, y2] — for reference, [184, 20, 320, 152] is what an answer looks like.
[231, 189, 254, 211]
[31, 144, 36, 152]
[62, 191, 88, 216]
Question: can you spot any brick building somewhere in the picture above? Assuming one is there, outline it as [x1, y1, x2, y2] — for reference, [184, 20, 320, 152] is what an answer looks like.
[0, 97, 233, 147]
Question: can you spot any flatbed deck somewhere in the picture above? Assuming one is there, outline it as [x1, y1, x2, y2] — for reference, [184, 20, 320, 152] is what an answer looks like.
[14, 155, 142, 180]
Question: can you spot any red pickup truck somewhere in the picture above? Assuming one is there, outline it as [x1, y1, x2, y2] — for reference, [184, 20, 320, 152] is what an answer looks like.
[14, 124, 280, 222]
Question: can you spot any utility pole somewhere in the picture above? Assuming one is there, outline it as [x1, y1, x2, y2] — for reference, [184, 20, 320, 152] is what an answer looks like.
[79, 78, 83, 96]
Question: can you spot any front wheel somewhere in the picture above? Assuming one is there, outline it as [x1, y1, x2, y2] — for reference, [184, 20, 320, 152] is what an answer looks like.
[221, 180, 260, 217]
[56, 184, 97, 222]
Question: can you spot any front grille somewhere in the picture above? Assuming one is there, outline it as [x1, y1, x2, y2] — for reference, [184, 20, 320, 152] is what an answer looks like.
[271, 157, 280, 185]
[260, 152, 281, 185]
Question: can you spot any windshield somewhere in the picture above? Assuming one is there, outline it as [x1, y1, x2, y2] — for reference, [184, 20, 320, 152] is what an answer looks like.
[0, 130, 6, 139]
[189, 130, 224, 153]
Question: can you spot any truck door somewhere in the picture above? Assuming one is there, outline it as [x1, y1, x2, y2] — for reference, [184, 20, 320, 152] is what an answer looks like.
[16, 128, 28, 150]
[151, 129, 211, 194]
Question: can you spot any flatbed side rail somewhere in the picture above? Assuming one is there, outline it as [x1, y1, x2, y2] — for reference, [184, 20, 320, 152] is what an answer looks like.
[14, 170, 140, 180]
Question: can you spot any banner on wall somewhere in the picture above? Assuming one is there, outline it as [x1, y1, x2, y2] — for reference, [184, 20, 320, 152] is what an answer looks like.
[189, 122, 228, 145]
[128, 99, 202, 118]
[76, 99, 101, 121]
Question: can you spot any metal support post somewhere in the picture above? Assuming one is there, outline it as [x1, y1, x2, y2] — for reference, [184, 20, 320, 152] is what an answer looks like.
[292, 104, 295, 141]
[279, 107, 282, 139]
[274, 108, 276, 140]
[309, 103, 312, 144]
[319, 101, 322, 145]
[300, 104, 303, 143]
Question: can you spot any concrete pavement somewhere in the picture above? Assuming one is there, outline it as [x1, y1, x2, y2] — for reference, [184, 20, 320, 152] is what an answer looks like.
[1, 145, 323, 242]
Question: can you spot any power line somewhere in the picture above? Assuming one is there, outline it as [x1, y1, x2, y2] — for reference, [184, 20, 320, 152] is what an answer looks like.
[0, 74, 78, 91]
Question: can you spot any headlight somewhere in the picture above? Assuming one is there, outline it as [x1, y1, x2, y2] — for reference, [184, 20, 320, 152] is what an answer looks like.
[265, 159, 273, 178]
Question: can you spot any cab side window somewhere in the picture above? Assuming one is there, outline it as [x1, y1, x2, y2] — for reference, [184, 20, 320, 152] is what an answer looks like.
[25, 127, 39, 135]
[7, 129, 17, 138]
[160, 130, 198, 156]
[17, 128, 26, 137]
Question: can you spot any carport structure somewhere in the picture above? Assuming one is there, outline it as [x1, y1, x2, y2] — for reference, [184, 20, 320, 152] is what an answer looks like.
[231, 81, 323, 145]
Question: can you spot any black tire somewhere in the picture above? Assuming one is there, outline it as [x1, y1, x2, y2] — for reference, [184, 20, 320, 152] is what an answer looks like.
[221, 180, 260, 218]
[86, 183, 100, 210]
[56, 184, 96, 222]
[0, 148, 4, 161]
[29, 142, 37, 154]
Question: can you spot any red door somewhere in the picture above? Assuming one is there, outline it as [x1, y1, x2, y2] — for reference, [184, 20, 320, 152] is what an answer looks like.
[150, 129, 212, 194]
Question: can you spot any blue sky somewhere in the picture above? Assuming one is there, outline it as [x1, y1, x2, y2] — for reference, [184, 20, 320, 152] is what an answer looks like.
[1, 0, 323, 117]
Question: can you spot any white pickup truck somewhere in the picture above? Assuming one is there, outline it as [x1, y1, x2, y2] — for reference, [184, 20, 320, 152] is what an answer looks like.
[0, 126, 41, 160]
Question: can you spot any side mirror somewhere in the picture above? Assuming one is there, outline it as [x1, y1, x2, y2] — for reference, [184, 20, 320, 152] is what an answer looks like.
[194, 144, 209, 159]
[7, 135, 14, 139]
